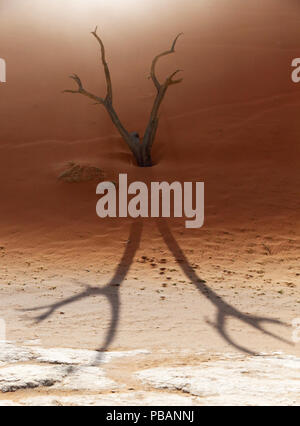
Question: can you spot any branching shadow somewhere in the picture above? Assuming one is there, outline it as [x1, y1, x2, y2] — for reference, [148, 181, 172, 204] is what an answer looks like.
[20, 221, 143, 365]
[157, 220, 292, 356]
[20, 219, 292, 366]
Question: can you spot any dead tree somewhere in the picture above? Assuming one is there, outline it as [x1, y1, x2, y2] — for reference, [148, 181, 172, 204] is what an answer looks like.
[64, 27, 183, 167]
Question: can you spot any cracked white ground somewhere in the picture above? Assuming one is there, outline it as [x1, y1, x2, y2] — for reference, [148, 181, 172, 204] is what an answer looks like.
[0, 342, 299, 406]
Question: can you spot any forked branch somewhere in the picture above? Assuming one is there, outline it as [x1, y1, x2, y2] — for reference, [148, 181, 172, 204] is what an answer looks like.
[150, 33, 183, 91]
[63, 26, 113, 105]
[141, 34, 184, 165]
[63, 74, 104, 104]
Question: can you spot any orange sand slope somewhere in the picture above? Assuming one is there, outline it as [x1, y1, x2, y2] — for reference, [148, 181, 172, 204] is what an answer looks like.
[0, 0, 300, 237]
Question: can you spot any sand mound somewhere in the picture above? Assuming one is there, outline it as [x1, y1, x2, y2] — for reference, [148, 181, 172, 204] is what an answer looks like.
[58, 163, 105, 183]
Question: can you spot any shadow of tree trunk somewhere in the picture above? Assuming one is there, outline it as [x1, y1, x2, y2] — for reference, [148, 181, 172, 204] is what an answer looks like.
[21, 221, 143, 366]
[157, 219, 291, 355]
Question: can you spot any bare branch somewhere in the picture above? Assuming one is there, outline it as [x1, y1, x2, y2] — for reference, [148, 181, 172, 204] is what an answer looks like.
[63, 74, 104, 104]
[142, 37, 184, 163]
[150, 33, 183, 91]
[166, 69, 184, 86]
[91, 26, 113, 102]
[70, 73, 83, 91]
[63, 60, 133, 157]
[64, 27, 113, 106]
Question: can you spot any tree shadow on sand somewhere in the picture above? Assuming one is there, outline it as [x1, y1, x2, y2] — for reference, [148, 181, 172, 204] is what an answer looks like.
[157, 220, 292, 355]
[21, 220, 292, 369]
[20, 221, 143, 366]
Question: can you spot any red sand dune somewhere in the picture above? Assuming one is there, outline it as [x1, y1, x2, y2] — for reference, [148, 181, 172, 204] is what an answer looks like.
[1, 0, 300, 236]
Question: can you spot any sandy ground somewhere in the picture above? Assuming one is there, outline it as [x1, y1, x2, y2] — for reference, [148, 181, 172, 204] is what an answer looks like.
[0, 220, 300, 355]
[0, 0, 300, 405]
[0, 217, 299, 405]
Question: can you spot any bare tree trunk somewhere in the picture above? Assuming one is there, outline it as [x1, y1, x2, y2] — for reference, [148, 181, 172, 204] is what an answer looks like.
[64, 28, 183, 167]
